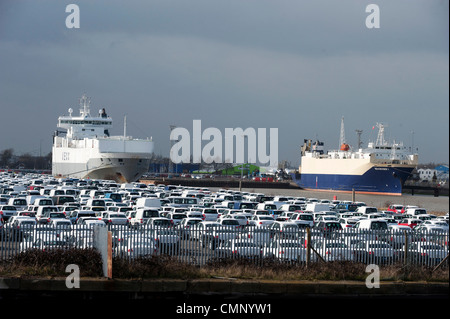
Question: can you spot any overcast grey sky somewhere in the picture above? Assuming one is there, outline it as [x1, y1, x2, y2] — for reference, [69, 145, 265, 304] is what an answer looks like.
[0, 0, 448, 166]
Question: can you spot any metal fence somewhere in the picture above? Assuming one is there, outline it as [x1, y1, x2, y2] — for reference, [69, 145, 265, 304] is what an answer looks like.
[1, 224, 448, 268]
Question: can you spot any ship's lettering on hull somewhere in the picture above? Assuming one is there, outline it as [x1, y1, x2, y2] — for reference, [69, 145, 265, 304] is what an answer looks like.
[62, 152, 70, 161]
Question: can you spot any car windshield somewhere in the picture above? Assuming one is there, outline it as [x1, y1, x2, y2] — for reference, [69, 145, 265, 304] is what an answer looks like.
[50, 213, 65, 218]
[222, 220, 239, 225]
[143, 210, 159, 218]
[422, 245, 443, 250]
[42, 207, 58, 213]
[153, 220, 171, 226]
[109, 214, 126, 218]
[325, 223, 341, 228]
[371, 221, 388, 230]
[55, 221, 71, 225]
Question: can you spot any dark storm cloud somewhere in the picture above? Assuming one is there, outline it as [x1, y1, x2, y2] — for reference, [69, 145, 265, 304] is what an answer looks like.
[0, 0, 448, 164]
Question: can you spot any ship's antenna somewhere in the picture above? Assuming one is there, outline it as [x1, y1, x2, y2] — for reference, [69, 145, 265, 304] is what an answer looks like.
[355, 129, 363, 149]
[339, 116, 346, 147]
[123, 115, 127, 138]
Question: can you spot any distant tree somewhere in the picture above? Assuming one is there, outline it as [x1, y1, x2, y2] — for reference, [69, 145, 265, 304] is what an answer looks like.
[0, 148, 14, 167]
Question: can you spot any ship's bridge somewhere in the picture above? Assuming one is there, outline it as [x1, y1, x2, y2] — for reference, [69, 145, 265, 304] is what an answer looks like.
[57, 94, 113, 139]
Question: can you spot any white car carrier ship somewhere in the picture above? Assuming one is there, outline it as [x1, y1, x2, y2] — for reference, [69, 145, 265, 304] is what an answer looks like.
[52, 94, 154, 183]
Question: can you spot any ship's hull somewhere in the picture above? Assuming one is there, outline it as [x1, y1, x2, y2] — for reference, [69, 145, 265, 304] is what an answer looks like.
[52, 138, 154, 183]
[291, 159, 415, 196]
[52, 156, 151, 183]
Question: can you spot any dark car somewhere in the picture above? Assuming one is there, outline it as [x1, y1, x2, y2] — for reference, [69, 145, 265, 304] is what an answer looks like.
[41, 212, 68, 224]
[315, 221, 343, 238]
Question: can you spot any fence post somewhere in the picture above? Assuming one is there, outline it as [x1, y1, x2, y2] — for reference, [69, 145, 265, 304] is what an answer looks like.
[306, 227, 311, 268]
[93, 225, 112, 278]
[403, 230, 408, 267]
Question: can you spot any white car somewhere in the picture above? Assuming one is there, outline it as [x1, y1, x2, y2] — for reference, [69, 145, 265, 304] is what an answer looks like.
[290, 212, 314, 227]
[339, 217, 359, 228]
[76, 217, 106, 228]
[176, 217, 203, 239]
[352, 240, 395, 264]
[407, 242, 448, 265]
[190, 221, 239, 249]
[19, 233, 68, 252]
[146, 217, 173, 228]
[217, 213, 246, 227]
[115, 238, 158, 259]
[422, 220, 449, 229]
[130, 208, 160, 228]
[166, 212, 188, 226]
[218, 218, 242, 229]
[186, 211, 204, 220]
[200, 208, 220, 221]
[267, 221, 300, 240]
[100, 212, 129, 225]
[263, 239, 308, 261]
[49, 219, 72, 230]
[0, 205, 17, 221]
[315, 215, 340, 223]
[149, 228, 180, 249]
[216, 239, 262, 258]
[313, 240, 355, 262]
[238, 227, 272, 247]
[247, 215, 275, 227]
[388, 224, 413, 248]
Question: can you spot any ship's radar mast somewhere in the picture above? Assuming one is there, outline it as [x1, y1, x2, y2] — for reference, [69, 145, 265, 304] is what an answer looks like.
[375, 123, 387, 146]
[339, 116, 350, 151]
[79, 94, 91, 117]
[339, 116, 346, 146]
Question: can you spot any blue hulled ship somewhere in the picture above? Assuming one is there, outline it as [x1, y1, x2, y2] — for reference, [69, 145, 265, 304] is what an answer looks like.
[291, 120, 418, 196]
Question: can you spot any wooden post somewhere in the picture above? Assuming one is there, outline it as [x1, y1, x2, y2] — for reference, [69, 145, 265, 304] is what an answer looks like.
[433, 255, 449, 273]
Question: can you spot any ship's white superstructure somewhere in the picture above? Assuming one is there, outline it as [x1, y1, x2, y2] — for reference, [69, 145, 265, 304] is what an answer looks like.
[52, 95, 154, 183]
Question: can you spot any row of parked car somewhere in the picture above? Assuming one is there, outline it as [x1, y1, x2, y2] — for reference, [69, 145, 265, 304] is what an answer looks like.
[0, 172, 448, 265]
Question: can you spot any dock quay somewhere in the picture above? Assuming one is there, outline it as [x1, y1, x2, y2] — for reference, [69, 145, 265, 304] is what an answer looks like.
[139, 178, 298, 189]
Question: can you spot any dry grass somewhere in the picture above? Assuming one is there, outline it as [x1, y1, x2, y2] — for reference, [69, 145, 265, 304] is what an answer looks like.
[0, 248, 103, 277]
[111, 256, 448, 282]
[1, 251, 448, 282]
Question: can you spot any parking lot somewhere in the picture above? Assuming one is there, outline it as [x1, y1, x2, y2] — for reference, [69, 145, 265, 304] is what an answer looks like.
[0, 172, 448, 268]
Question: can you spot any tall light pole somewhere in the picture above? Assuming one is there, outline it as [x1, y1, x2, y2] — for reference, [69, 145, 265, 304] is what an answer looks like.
[169, 125, 176, 174]
[355, 130, 363, 149]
